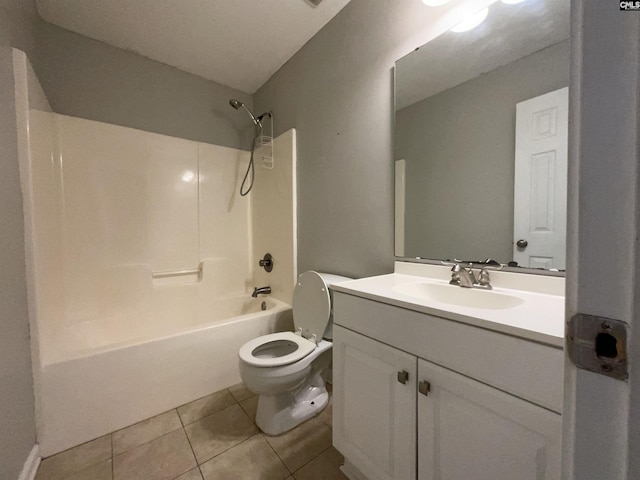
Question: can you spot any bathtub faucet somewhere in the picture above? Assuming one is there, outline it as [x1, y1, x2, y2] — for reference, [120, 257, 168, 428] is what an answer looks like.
[252, 286, 272, 297]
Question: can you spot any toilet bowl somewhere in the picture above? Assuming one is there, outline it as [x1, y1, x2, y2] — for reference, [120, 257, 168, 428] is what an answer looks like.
[238, 271, 351, 436]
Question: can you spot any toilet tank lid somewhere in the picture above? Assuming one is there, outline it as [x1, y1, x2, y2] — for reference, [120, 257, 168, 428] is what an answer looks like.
[292, 271, 350, 341]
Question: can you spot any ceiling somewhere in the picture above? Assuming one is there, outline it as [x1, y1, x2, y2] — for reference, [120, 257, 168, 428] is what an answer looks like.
[35, 0, 352, 94]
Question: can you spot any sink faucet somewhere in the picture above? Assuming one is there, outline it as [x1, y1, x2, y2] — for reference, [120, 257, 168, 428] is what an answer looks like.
[455, 264, 477, 288]
[252, 286, 271, 297]
[447, 261, 499, 289]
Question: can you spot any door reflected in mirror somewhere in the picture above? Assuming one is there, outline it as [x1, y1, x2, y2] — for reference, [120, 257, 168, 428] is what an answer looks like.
[394, 0, 570, 270]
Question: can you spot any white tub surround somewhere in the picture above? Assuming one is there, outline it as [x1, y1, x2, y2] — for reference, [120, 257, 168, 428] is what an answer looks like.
[251, 130, 297, 305]
[15, 53, 298, 456]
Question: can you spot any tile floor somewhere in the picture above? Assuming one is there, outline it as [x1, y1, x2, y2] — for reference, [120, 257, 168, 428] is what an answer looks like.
[35, 383, 347, 480]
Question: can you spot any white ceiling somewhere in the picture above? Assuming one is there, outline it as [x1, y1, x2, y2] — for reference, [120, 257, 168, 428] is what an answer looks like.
[35, 0, 352, 94]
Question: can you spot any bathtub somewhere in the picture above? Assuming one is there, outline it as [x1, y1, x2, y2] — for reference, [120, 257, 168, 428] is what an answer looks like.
[37, 295, 293, 457]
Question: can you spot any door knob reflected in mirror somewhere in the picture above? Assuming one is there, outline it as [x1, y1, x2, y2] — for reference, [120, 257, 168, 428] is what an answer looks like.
[516, 239, 528, 249]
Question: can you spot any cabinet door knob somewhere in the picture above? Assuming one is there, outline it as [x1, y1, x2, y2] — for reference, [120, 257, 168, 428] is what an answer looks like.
[418, 380, 431, 396]
[397, 370, 409, 384]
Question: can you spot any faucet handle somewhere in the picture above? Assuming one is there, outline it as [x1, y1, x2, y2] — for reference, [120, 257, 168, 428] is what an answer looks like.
[449, 267, 461, 285]
[476, 268, 492, 289]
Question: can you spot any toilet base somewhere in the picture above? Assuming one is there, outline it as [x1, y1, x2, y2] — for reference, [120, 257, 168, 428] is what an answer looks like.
[255, 371, 329, 436]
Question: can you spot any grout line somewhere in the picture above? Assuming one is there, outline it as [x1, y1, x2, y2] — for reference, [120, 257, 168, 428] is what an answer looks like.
[177, 407, 187, 428]
[182, 423, 200, 468]
[195, 433, 257, 467]
[181, 400, 239, 429]
[262, 433, 293, 475]
[291, 444, 333, 476]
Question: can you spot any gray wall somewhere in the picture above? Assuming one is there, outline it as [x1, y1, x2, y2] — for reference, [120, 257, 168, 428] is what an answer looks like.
[396, 40, 569, 263]
[0, 47, 36, 480]
[1, 0, 255, 150]
[32, 21, 255, 149]
[0, 0, 38, 53]
[254, 0, 451, 278]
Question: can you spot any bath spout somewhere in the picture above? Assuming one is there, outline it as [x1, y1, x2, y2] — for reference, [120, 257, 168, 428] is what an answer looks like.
[252, 286, 271, 298]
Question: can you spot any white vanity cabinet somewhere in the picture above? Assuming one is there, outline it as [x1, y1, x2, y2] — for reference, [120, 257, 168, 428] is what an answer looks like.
[332, 290, 563, 480]
[333, 325, 417, 480]
[417, 359, 561, 480]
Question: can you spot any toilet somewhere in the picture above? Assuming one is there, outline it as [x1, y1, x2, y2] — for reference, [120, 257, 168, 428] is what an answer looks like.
[238, 271, 351, 436]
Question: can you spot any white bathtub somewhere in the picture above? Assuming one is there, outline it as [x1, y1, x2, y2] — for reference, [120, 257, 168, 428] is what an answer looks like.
[37, 295, 293, 457]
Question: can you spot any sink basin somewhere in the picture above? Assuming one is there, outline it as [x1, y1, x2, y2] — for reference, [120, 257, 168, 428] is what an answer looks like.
[392, 282, 525, 310]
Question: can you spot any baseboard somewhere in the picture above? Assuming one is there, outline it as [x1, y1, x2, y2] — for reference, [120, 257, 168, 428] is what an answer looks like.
[18, 444, 40, 480]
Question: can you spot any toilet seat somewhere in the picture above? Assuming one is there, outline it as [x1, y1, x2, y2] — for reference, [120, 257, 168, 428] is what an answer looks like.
[292, 271, 332, 341]
[239, 331, 316, 367]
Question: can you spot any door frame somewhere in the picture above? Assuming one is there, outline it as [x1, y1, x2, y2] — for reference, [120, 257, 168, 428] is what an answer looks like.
[564, 2, 640, 478]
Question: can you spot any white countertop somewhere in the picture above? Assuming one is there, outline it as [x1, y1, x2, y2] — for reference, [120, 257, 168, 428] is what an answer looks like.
[331, 268, 565, 348]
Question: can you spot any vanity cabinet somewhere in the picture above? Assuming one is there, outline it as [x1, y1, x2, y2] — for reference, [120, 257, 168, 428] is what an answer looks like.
[417, 359, 560, 480]
[332, 292, 563, 480]
[333, 326, 417, 480]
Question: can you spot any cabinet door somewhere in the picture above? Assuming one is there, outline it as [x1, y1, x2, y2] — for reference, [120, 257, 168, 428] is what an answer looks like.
[333, 325, 417, 480]
[418, 359, 562, 480]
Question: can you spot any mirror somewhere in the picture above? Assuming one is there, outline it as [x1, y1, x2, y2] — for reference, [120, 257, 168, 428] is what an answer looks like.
[394, 0, 570, 270]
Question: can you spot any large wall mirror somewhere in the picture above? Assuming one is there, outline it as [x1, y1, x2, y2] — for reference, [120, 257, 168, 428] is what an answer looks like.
[394, 0, 570, 271]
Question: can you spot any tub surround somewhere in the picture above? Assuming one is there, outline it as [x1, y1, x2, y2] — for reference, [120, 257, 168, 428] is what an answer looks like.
[251, 129, 297, 306]
[12, 51, 298, 457]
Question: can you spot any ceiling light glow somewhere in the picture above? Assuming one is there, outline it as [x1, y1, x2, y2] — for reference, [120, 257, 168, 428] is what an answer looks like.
[422, 0, 451, 6]
[450, 7, 489, 32]
[501, 0, 526, 4]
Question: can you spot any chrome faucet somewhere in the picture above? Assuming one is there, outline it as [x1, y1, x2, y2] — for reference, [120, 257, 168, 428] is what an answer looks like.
[252, 286, 271, 297]
[451, 264, 477, 288]
[446, 260, 501, 290]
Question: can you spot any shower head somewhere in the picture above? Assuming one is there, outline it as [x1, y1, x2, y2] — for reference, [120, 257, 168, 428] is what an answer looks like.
[229, 98, 262, 128]
[229, 99, 243, 110]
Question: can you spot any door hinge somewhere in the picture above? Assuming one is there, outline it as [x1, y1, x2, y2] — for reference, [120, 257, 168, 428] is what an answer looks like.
[567, 313, 628, 380]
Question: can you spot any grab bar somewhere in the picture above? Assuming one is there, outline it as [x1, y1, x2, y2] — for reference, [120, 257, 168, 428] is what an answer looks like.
[152, 267, 201, 279]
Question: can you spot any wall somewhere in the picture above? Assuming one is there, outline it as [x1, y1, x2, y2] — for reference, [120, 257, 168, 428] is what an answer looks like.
[0, 0, 255, 151]
[0, 0, 38, 54]
[32, 21, 255, 150]
[396, 40, 569, 262]
[254, 0, 497, 278]
[0, 47, 37, 480]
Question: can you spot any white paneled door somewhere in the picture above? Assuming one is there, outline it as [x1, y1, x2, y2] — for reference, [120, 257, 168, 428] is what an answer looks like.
[513, 87, 568, 270]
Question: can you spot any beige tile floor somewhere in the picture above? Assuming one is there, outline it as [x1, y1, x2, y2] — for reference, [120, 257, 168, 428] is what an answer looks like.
[35, 383, 347, 480]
